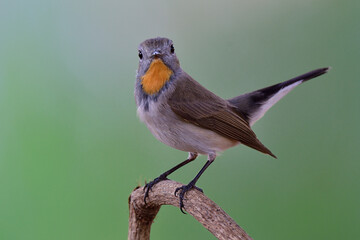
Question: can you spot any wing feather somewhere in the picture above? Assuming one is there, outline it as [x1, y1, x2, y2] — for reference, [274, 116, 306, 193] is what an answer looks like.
[168, 73, 276, 158]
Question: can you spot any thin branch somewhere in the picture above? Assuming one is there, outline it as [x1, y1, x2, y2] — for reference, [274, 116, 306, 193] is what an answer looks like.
[128, 180, 253, 240]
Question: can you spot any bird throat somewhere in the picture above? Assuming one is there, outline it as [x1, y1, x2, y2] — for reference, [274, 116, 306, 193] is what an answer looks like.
[141, 59, 173, 95]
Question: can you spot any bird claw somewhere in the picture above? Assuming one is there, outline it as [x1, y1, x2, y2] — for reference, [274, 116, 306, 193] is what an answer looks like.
[174, 183, 203, 214]
[143, 175, 168, 204]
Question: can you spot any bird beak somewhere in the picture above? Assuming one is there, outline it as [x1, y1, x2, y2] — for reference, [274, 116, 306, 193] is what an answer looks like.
[152, 51, 161, 58]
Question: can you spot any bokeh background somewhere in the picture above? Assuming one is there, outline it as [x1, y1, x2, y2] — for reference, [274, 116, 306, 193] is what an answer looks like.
[1, 0, 359, 239]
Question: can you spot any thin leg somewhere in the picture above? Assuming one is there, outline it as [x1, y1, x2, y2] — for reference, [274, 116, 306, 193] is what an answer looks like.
[175, 153, 216, 214]
[143, 152, 198, 204]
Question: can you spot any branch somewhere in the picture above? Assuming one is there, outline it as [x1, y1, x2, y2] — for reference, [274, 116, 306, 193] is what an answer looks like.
[128, 180, 253, 240]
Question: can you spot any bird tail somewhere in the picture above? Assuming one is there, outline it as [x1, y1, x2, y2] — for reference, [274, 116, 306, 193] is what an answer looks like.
[228, 67, 330, 126]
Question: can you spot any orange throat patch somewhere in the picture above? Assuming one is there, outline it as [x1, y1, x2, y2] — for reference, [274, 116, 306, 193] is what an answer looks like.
[141, 59, 173, 95]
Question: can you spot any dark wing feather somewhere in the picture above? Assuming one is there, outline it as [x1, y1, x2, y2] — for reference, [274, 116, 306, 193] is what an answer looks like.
[168, 73, 276, 158]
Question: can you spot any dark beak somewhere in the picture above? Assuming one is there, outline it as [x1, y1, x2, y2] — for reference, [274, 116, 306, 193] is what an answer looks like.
[152, 51, 161, 58]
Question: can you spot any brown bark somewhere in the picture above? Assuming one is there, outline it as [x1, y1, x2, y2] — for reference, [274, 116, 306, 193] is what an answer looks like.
[128, 180, 253, 240]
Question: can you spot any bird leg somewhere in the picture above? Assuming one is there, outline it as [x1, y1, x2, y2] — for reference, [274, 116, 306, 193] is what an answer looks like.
[174, 153, 215, 214]
[143, 152, 198, 204]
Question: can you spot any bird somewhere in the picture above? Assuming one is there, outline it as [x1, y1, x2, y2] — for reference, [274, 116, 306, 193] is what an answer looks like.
[134, 37, 329, 213]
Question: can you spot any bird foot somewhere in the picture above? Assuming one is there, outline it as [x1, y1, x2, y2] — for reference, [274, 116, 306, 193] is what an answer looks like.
[143, 174, 168, 204]
[174, 182, 203, 214]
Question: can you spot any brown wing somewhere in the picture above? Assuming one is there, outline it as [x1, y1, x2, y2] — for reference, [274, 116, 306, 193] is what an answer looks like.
[168, 73, 276, 158]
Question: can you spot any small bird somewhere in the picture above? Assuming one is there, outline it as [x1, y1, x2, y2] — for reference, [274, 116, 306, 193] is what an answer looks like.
[135, 37, 329, 213]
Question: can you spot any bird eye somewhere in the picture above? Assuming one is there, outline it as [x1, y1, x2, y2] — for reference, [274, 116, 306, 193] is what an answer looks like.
[138, 50, 143, 59]
[170, 44, 175, 54]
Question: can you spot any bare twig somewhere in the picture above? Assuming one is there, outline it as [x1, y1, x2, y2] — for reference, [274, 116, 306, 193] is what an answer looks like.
[128, 180, 253, 240]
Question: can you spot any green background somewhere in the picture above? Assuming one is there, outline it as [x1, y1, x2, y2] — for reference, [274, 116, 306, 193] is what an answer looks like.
[1, 0, 359, 239]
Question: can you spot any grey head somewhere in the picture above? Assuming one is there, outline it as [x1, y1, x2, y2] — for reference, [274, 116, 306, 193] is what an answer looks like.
[137, 37, 181, 77]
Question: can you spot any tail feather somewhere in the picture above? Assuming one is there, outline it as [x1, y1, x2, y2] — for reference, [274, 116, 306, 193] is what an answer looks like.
[228, 67, 330, 126]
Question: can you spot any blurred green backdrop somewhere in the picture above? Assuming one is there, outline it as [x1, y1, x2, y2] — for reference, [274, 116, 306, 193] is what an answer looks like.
[1, 0, 359, 239]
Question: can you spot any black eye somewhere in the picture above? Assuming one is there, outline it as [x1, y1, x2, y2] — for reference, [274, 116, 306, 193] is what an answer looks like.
[138, 50, 143, 59]
[170, 44, 175, 54]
